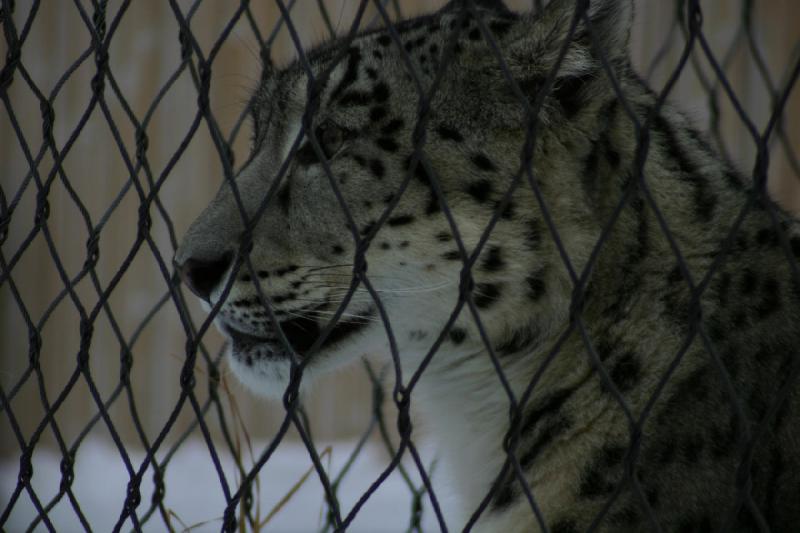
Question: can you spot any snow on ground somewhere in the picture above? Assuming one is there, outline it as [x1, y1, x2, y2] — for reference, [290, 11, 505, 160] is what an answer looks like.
[1, 438, 452, 532]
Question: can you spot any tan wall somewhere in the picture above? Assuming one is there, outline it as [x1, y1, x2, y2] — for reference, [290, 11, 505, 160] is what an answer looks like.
[1, 0, 798, 457]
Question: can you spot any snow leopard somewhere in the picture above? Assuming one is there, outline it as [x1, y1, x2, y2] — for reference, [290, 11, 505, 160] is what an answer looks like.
[174, 0, 800, 530]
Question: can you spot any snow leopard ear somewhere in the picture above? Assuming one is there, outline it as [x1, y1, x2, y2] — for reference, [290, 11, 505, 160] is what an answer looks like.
[542, 0, 634, 59]
[500, 0, 633, 87]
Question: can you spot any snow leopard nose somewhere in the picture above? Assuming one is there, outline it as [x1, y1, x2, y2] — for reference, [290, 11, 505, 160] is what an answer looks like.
[175, 251, 233, 303]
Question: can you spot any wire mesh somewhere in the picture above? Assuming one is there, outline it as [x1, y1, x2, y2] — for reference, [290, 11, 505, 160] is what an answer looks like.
[1, 0, 799, 531]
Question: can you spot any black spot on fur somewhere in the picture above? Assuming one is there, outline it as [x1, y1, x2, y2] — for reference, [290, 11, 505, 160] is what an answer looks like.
[369, 159, 385, 179]
[271, 292, 297, 304]
[605, 139, 621, 168]
[380, 242, 390, 250]
[646, 487, 660, 507]
[426, 194, 441, 216]
[436, 124, 464, 142]
[295, 142, 319, 166]
[579, 445, 626, 499]
[376, 137, 399, 152]
[408, 159, 442, 216]
[609, 352, 641, 393]
[491, 475, 515, 509]
[519, 415, 571, 468]
[380, 118, 404, 135]
[275, 265, 298, 276]
[552, 520, 579, 533]
[525, 275, 546, 301]
[468, 28, 481, 41]
[525, 219, 542, 250]
[277, 182, 291, 213]
[474, 283, 502, 308]
[653, 114, 717, 222]
[466, 179, 493, 203]
[740, 268, 758, 295]
[581, 139, 602, 196]
[257, 271, 269, 279]
[667, 265, 684, 284]
[595, 338, 614, 361]
[682, 435, 705, 463]
[791, 236, 800, 257]
[756, 277, 781, 317]
[387, 214, 415, 227]
[756, 227, 779, 247]
[449, 327, 467, 344]
[338, 90, 371, 107]
[332, 245, 344, 255]
[579, 466, 616, 499]
[409, 329, 428, 341]
[442, 250, 461, 261]
[520, 388, 574, 436]
[489, 20, 512, 37]
[369, 106, 387, 122]
[694, 190, 717, 221]
[372, 82, 390, 103]
[471, 153, 497, 172]
[436, 231, 452, 242]
[494, 199, 515, 219]
[732, 311, 749, 329]
[481, 246, 504, 272]
[377, 35, 391, 47]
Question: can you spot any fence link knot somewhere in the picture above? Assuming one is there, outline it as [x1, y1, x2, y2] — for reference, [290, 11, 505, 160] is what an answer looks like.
[123, 480, 142, 513]
[17, 452, 33, 485]
[59, 454, 75, 492]
[84, 231, 101, 269]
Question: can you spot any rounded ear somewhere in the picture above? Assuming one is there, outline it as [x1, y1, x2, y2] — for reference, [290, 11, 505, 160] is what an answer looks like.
[496, 0, 633, 90]
[544, 0, 634, 57]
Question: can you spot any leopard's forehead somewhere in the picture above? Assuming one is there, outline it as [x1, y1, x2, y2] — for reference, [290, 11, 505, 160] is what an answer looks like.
[272, 13, 445, 109]
[252, 6, 523, 157]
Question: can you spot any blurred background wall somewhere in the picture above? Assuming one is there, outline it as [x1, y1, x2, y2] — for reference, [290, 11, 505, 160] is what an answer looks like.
[1, 0, 798, 459]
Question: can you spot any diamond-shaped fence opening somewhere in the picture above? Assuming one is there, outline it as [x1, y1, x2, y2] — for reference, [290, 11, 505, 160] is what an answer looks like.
[1, 0, 798, 531]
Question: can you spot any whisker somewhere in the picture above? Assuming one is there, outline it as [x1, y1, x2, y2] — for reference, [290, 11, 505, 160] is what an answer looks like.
[297, 311, 380, 323]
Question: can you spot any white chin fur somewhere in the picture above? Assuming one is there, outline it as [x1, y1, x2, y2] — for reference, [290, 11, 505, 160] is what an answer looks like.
[225, 346, 296, 400]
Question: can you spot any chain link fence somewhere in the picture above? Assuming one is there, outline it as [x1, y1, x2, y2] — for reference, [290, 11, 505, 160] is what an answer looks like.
[1, 0, 799, 531]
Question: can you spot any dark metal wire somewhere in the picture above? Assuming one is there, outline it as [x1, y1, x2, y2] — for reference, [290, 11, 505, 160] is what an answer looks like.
[1, 0, 799, 532]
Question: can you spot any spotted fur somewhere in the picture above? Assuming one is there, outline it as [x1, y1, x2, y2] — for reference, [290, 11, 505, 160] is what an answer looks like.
[175, 0, 800, 530]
